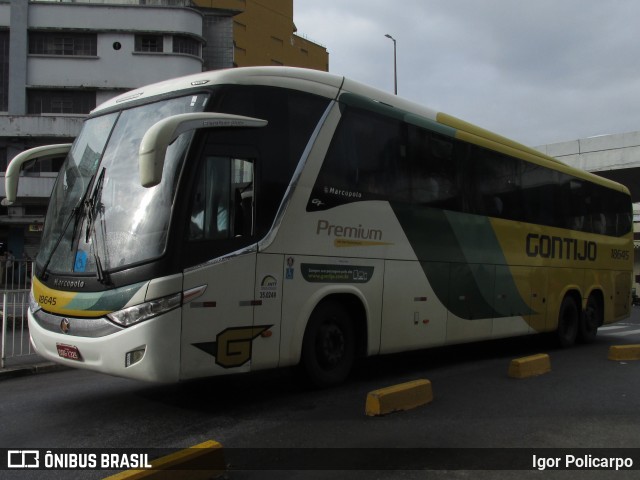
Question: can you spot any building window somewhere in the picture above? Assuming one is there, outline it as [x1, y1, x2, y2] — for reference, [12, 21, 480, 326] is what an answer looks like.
[173, 36, 200, 57]
[27, 90, 96, 114]
[0, 147, 6, 173]
[0, 31, 9, 112]
[29, 31, 97, 56]
[0, 31, 8, 112]
[135, 35, 163, 53]
[23, 155, 65, 174]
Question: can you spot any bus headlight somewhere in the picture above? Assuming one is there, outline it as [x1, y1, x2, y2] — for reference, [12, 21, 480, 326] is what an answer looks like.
[29, 290, 41, 314]
[107, 293, 181, 327]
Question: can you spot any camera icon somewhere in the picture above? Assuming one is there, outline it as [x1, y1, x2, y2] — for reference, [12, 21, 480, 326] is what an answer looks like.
[7, 450, 40, 468]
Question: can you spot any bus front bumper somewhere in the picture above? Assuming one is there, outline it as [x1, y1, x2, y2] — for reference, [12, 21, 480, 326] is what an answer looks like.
[28, 308, 182, 383]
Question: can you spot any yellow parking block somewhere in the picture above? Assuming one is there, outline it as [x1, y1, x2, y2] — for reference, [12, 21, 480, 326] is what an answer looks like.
[103, 440, 224, 480]
[365, 379, 433, 416]
[508, 353, 551, 379]
[608, 345, 640, 361]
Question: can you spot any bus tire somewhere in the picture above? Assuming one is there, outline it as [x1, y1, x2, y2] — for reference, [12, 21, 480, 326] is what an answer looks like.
[556, 295, 579, 348]
[579, 294, 601, 343]
[300, 300, 355, 388]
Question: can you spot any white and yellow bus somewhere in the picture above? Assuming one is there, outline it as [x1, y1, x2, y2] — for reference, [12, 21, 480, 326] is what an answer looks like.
[4, 67, 632, 385]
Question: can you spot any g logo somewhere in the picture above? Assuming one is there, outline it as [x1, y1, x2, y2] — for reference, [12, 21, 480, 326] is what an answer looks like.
[215, 326, 271, 368]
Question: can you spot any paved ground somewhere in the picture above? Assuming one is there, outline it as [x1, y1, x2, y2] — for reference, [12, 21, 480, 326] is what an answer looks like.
[2, 309, 640, 479]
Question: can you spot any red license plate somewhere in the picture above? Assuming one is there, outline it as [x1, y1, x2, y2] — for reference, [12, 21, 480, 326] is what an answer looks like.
[56, 343, 82, 361]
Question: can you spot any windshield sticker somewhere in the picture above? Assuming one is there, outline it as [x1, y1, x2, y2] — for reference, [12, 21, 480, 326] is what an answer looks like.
[74, 251, 88, 273]
[285, 257, 295, 280]
[301, 264, 374, 284]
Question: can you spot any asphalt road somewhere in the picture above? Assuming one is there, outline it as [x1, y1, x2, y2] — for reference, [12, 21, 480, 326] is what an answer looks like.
[2, 309, 640, 480]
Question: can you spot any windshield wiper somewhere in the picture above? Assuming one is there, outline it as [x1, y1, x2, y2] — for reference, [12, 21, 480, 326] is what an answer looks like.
[84, 167, 105, 243]
[38, 170, 98, 280]
[70, 171, 96, 251]
[84, 167, 110, 285]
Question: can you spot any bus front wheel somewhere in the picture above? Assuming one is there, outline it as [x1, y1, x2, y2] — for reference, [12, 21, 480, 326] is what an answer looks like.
[300, 300, 355, 388]
[556, 295, 579, 348]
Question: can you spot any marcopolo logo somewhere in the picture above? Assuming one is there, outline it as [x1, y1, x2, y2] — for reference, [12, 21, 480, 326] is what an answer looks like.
[53, 278, 86, 289]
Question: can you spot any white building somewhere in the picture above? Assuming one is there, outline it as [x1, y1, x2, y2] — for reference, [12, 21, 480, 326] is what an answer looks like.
[0, 0, 236, 257]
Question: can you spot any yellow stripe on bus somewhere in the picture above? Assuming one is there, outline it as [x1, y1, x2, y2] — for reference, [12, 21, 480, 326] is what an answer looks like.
[32, 277, 109, 318]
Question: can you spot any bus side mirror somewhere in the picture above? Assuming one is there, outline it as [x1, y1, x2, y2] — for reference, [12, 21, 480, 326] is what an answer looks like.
[138, 113, 268, 188]
[2, 144, 72, 206]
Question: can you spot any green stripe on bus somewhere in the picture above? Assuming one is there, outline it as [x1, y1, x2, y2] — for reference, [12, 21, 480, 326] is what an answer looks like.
[391, 203, 533, 320]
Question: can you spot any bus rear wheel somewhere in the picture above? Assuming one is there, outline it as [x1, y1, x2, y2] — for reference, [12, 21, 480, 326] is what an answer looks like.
[556, 295, 579, 348]
[301, 300, 355, 388]
[579, 294, 601, 343]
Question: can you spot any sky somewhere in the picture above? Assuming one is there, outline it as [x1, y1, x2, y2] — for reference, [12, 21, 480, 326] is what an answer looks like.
[294, 0, 640, 147]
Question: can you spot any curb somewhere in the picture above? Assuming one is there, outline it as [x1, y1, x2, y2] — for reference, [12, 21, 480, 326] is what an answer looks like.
[103, 440, 225, 480]
[0, 362, 69, 381]
[508, 353, 551, 379]
[608, 345, 640, 361]
[365, 379, 433, 416]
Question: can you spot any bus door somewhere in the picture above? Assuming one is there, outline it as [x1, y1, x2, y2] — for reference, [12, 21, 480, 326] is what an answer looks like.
[179, 153, 259, 380]
[250, 254, 284, 371]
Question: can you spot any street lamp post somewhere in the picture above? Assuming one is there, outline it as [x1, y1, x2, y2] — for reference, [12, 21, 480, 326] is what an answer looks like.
[384, 33, 397, 95]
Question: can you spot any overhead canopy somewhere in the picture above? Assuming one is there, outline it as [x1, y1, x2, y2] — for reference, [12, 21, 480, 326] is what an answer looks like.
[591, 167, 640, 202]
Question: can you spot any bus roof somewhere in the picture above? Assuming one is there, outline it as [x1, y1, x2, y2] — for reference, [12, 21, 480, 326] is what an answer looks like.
[96, 66, 629, 196]
[94, 67, 345, 113]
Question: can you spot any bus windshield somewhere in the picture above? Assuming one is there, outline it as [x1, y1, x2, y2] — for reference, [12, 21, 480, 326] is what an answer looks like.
[38, 94, 209, 277]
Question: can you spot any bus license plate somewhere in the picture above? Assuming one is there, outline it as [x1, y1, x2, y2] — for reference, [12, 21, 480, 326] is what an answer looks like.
[56, 344, 82, 361]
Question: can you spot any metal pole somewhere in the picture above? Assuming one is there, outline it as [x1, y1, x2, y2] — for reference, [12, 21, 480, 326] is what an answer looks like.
[385, 34, 397, 95]
[1, 291, 6, 369]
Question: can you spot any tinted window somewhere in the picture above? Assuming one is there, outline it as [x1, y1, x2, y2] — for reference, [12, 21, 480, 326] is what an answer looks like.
[211, 86, 330, 235]
[310, 105, 462, 212]
[311, 104, 405, 208]
[189, 156, 254, 241]
[406, 126, 462, 210]
[310, 101, 631, 237]
[180, 86, 330, 266]
[469, 148, 521, 220]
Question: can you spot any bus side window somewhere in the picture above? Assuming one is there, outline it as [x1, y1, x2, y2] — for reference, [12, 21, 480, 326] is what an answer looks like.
[188, 156, 254, 241]
[469, 148, 521, 220]
[311, 105, 405, 208]
[233, 159, 255, 237]
[337, 108, 403, 199]
[407, 126, 459, 209]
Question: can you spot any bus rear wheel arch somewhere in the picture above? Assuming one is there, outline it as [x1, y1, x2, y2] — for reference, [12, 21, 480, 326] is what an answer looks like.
[556, 294, 580, 348]
[300, 295, 366, 388]
[579, 292, 603, 343]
